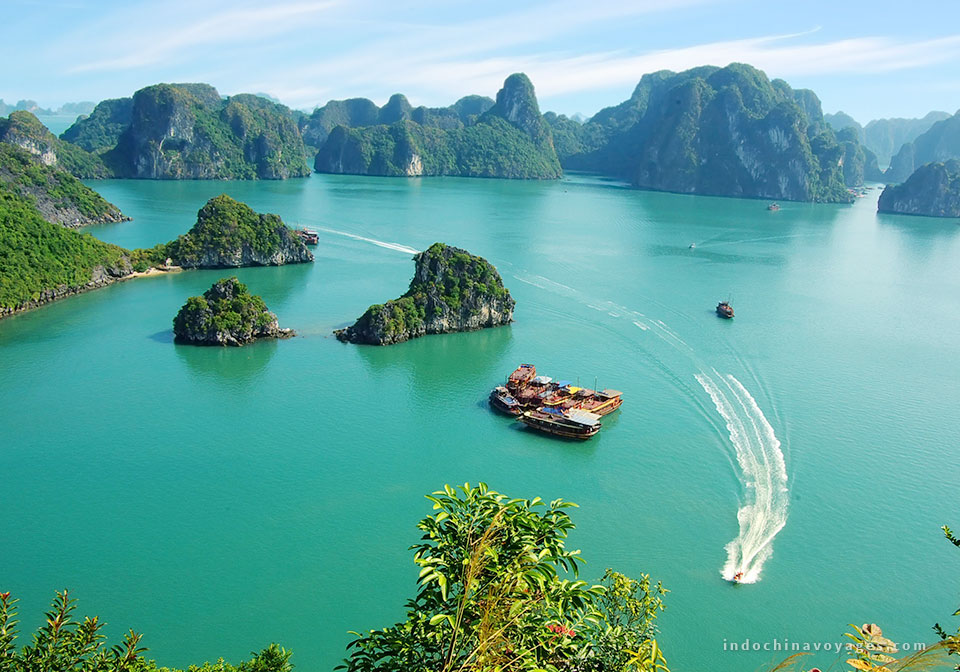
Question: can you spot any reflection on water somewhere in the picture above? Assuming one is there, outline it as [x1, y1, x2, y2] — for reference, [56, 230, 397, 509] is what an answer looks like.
[174, 338, 279, 385]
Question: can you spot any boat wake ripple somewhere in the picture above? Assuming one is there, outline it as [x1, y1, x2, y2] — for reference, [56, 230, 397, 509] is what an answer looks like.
[695, 371, 788, 584]
[314, 226, 420, 255]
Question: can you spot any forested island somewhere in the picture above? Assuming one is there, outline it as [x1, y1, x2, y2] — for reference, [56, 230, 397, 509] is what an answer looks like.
[547, 63, 866, 202]
[62, 83, 310, 179]
[173, 276, 294, 346]
[0, 138, 311, 317]
[878, 159, 960, 217]
[335, 243, 515, 345]
[313, 74, 562, 179]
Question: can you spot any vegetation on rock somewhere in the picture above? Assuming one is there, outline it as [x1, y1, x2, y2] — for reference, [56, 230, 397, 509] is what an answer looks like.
[164, 194, 313, 268]
[172, 276, 293, 346]
[0, 171, 131, 313]
[548, 63, 865, 202]
[0, 110, 111, 178]
[878, 160, 960, 217]
[335, 242, 514, 345]
[314, 74, 561, 179]
[61, 83, 311, 180]
[0, 142, 125, 227]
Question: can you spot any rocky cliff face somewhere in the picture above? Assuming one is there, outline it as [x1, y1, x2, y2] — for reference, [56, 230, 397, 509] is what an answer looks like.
[335, 242, 514, 345]
[554, 63, 857, 202]
[313, 74, 561, 179]
[64, 83, 311, 180]
[166, 194, 314, 268]
[878, 160, 960, 217]
[0, 111, 111, 178]
[885, 112, 960, 182]
[173, 277, 293, 346]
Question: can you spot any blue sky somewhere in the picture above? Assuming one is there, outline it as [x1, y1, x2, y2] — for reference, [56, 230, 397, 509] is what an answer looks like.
[4, 0, 960, 123]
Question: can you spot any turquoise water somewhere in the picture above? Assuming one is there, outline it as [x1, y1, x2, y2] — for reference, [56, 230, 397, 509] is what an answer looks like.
[2, 174, 959, 672]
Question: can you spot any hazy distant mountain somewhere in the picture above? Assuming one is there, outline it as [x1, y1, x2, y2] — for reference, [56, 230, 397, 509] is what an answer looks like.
[885, 111, 960, 182]
[313, 74, 561, 179]
[825, 110, 950, 167]
[548, 63, 866, 202]
[299, 93, 495, 149]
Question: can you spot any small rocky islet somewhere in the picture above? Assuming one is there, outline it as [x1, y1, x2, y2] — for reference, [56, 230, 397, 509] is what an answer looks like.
[335, 242, 515, 345]
[173, 277, 293, 346]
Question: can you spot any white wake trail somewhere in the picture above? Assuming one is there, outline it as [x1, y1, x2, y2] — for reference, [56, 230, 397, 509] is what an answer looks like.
[314, 226, 420, 254]
[695, 371, 788, 584]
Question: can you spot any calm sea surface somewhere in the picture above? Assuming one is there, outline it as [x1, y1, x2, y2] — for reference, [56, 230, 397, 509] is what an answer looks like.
[2, 174, 959, 672]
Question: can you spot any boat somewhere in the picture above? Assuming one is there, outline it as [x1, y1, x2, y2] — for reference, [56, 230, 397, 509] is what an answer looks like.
[519, 407, 602, 439]
[767, 203, 780, 211]
[295, 229, 319, 245]
[571, 388, 623, 416]
[716, 301, 734, 319]
[689, 242, 696, 249]
[732, 571, 744, 584]
[507, 364, 537, 391]
[489, 386, 522, 416]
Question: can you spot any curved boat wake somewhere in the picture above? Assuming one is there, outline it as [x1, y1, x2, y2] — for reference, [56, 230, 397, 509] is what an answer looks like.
[314, 226, 420, 255]
[696, 371, 788, 584]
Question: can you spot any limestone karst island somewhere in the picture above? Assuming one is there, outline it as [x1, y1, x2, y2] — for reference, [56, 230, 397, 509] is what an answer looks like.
[1, 4, 959, 672]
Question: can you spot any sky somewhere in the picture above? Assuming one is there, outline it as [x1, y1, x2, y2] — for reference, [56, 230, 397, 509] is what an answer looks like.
[3, 0, 960, 124]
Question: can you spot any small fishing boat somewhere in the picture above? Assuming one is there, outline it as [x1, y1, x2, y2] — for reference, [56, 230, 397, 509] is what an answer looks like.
[489, 386, 522, 416]
[519, 407, 602, 439]
[507, 364, 537, 391]
[716, 301, 734, 319]
[767, 203, 780, 211]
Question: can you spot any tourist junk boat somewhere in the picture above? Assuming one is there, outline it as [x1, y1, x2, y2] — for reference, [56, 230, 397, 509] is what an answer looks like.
[519, 407, 602, 439]
[716, 301, 734, 319]
[507, 363, 537, 390]
[767, 202, 780, 211]
[489, 385, 522, 416]
[570, 388, 624, 415]
[294, 228, 319, 245]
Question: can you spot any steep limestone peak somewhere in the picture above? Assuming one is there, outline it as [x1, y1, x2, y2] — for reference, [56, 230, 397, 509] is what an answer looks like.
[380, 94, 413, 124]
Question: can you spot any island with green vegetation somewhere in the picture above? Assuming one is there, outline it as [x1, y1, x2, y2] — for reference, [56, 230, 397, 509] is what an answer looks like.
[297, 93, 494, 150]
[546, 63, 869, 202]
[0, 154, 311, 318]
[314, 74, 562, 179]
[157, 194, 314, 268]
[885, 111, 960, 182]
[0, 110, 112, 178]
[173, 276, 294, 346]
[61, 83, 311, 179]
[878, 160, 960, 217]
[0, 143, 135, 316]
[335, 242, 514, 345]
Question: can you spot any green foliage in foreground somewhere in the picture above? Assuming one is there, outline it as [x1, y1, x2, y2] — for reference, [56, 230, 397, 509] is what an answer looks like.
[0, 182, 127, 310]
[340, 483, 668, 672]
[0, 590, 292, 672]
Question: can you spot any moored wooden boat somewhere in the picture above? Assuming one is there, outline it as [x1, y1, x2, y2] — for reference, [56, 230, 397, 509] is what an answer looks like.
[507, 363, 537, 391]
[489, 386, 522, 415]
[572, 388, 623, 415]
[519, 407, 602, 439]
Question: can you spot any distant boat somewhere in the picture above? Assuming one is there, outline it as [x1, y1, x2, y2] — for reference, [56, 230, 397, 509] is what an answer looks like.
[716, 301, 734, 319]
[295, 228, 319, 245]
[689, 242, 696, 249]
[767, 203, 780, 211]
